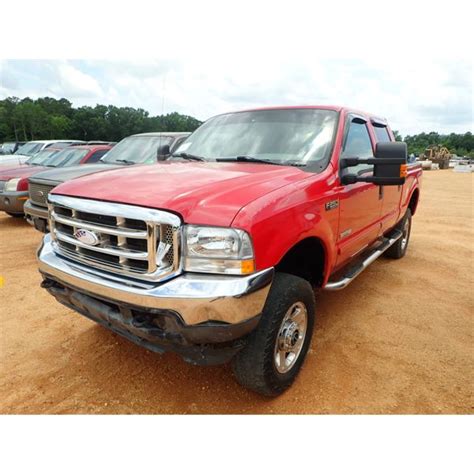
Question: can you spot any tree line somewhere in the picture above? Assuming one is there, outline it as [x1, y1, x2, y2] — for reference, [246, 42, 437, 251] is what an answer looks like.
[1, 97, 472, 157]
[393, 130, 474, 158]
[0, 97, 202, 143]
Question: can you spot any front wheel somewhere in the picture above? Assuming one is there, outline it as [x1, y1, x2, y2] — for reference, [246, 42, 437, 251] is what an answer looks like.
[232, 272, 315, 396]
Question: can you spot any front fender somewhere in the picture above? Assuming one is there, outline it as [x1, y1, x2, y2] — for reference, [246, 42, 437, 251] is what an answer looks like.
[232, 175, 338, 284]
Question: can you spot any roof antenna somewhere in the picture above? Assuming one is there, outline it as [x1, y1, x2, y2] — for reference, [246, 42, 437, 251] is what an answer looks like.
[158, 72, 167, 156]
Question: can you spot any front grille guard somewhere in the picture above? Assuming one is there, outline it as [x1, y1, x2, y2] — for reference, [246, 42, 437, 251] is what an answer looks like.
[47, 194, 182, 283]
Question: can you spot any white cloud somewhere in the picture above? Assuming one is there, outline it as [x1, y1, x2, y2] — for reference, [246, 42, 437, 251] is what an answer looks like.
[52, 62, 103, 98]
[1, 57, 472, 136]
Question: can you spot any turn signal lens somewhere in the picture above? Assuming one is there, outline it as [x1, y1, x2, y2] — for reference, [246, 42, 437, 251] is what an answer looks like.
[400, 164, 408, 178]
[240, 259, 255, 274]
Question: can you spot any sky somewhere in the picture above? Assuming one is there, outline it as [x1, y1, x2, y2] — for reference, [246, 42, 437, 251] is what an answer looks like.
[1, 0, 472, 138]
[1, 58, 471, 137]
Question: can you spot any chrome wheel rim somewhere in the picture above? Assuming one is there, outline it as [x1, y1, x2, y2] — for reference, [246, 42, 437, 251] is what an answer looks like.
[401, 218, 410, 250]
[274, 302, 308, 374]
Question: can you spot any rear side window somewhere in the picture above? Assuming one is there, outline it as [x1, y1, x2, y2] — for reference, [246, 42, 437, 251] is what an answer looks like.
[86, 149, 109, 163]
[373, 125, 392, 143]
[342, 120, 374, 174]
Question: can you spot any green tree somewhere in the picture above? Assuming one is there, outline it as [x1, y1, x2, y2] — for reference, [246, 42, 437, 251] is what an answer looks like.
[392, 130, 402, 141]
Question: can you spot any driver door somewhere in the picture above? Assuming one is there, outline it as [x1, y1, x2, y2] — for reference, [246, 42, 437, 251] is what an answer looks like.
[336, 116, 382, 267]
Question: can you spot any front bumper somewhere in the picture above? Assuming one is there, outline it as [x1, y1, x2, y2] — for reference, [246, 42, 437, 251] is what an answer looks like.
[0, 191, 28, 214]
[38, 235, 274, 363]
[24, 199, 49, 231]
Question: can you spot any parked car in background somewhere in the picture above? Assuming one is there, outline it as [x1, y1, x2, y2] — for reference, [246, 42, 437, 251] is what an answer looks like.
[84, 141, 117, 146]
[0, 141, 26, 155]
[96, 132, 190, 165]
[0, 140, 85, 168]
[25, 132, 190, 231]
[0, 144, 112, 217]
[37, 106, 422, 395]
[0, 140, 86, 167]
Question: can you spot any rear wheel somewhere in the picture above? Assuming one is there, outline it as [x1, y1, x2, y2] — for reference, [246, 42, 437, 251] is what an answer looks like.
[232, 272, 315, 396]
[385, 209, 412, 259]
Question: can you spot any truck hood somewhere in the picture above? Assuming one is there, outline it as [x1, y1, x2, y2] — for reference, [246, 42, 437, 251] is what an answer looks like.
[30, 163, 123, 184]
[52, 162, 310, 226]
[0, 165, 48, 181]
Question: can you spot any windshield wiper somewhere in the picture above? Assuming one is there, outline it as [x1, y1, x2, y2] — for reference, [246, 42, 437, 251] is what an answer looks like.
[216, 156, 306, 167]
[171, 152, 206, 162]
[113, 159, 136, 165]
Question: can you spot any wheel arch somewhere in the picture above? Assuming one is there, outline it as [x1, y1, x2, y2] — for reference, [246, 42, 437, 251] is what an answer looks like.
[408, 187, 420, 215]
[274, 236, 329, 287]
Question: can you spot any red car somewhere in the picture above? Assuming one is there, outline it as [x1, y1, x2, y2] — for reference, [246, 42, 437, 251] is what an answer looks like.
[0, 144, 112, 216]
[38, 106, 422, 395]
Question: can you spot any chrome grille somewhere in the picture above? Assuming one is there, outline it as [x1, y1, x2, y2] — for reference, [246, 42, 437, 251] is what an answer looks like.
[29, 182, 54, 206]
[48, 194, 181, 282]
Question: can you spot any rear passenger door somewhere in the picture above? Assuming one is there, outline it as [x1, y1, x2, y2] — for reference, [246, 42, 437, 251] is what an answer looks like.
[336, 116, 382, 266]
[371, 120, 402, 232]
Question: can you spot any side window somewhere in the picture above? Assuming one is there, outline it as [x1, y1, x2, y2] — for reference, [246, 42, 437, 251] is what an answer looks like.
[373, 125, 392, 143]
[342, 120, 374, 174]
[86, 149, 109, 163]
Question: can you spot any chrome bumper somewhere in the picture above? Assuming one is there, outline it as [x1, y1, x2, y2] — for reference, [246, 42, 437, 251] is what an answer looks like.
[38, 234, 274, 326]
[24, 199, 48, 220]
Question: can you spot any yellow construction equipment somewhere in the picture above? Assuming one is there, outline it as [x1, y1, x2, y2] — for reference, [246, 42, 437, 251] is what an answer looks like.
[420, 145, 452, 169]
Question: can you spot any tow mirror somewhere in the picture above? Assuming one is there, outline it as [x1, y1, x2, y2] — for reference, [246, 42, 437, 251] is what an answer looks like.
[156, 143, 171, 161]
[340, 142, 408, 186]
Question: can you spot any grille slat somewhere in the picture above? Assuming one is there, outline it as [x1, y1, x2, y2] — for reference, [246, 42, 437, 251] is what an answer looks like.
[48, 195, 180, 282]
[57, 244, 149, 276]
[52, 212, 148, 238]
[55, 230, 149, 260]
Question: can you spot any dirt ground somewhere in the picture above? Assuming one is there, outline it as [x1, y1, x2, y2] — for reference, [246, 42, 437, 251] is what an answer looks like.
[0, 170, 472, 414]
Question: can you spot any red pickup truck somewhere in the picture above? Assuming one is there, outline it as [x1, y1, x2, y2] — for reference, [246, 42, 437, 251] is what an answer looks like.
[37, 106, 422, 396]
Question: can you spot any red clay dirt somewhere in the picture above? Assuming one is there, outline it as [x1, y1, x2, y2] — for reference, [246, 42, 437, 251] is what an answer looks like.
[0, 170, 472, 414]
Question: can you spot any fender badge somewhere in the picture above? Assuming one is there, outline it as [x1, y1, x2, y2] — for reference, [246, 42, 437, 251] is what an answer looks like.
[325, 199, 339, 211]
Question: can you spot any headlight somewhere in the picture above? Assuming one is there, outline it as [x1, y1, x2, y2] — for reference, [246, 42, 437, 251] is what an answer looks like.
[4, 178, 21, 192]
[184, 225, 255, 275]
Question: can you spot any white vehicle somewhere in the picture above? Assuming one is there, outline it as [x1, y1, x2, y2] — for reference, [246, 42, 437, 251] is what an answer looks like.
[0, 140, 85, 167]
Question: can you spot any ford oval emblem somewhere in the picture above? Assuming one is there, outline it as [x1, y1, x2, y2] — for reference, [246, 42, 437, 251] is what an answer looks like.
[74, 229, 100, 246]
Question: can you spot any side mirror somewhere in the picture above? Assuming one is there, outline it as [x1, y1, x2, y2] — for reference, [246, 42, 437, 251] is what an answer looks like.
[340, 142, 408, 186]
[156, 144, 170, 161]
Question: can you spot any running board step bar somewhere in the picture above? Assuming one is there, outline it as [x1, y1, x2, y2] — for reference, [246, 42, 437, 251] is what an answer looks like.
[324, 230, 403, 291]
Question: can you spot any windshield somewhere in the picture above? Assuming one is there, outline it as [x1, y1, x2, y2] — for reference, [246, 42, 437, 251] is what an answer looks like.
[15, 142, 44, 156]
[101, 136, 172, 164]
[26, 149, 61, 166]
[173, 109, 338, 168]
[48, 148, 89, 167]
[1, 143, 15, 153]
